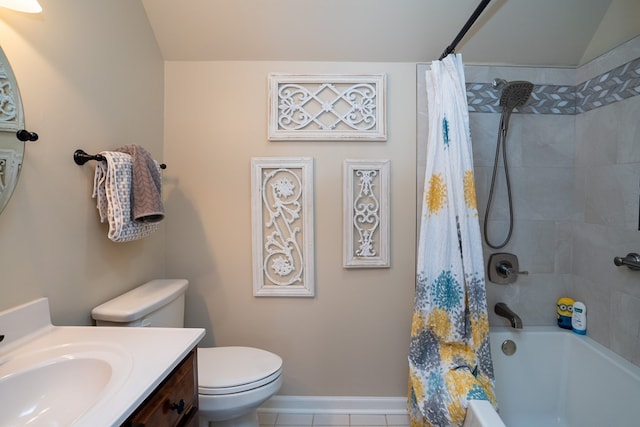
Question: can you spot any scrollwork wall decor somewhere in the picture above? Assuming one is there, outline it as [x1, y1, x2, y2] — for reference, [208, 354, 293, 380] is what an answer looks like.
[268, 74, 386, 141]
[251, 157, 315, 297]
[343, 159, 390, 268]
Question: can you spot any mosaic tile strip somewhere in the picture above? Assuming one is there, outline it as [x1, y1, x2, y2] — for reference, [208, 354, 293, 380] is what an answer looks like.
[575, 57, 640, 113]
[466, 83, 500, 113]
[528, 84, 575, 114]
[466, 83, 575, 114]
[466, 56, 640, 115]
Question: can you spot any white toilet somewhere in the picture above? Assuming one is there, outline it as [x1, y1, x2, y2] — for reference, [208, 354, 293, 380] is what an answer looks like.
[91, 279, 282, 427]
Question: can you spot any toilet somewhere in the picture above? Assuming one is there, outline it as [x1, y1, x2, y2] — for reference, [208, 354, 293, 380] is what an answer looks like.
[91, 279, 282, 427]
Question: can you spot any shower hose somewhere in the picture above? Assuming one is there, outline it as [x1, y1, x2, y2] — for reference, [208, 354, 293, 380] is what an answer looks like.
[483, 113, 514, 249]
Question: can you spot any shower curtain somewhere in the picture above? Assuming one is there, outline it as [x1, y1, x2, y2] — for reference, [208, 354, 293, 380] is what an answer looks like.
[408, 54, 496, 427]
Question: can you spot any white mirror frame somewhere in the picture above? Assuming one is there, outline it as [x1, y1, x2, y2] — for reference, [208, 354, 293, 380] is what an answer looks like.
[0, 46, 25, 214]
[0, 48, 24, 132]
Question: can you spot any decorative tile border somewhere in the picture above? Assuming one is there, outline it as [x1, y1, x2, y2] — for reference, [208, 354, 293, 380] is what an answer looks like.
[528, 84, 576, 114]
[466, 56, 640, 115]
[575, 57, 640, 113]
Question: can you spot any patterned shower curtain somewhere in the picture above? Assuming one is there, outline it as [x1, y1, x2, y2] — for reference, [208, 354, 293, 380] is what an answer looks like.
[408, 54, 496, 427]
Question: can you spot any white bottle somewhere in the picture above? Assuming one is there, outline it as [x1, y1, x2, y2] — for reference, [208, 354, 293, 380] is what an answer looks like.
[572, 301, 587, 335]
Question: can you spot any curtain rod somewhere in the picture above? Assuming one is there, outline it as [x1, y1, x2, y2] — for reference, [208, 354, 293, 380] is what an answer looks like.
[439, 0, 492, 60]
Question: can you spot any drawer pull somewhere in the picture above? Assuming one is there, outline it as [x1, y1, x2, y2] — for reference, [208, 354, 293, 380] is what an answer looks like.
[169, 399, 185, 414]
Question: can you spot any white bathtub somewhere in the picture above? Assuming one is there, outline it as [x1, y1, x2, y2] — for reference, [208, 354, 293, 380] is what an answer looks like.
[464, 326, 640, 427]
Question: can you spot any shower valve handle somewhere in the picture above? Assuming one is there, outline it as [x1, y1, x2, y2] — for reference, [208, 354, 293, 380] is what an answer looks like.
[488, 253, 527, 284]
[496, 261, 529, 277]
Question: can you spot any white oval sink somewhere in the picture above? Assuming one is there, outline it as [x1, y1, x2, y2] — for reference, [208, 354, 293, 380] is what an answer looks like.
[0, 299, 204, 426]
[0, 343, 132, 426]
[0, 358, 111, 425]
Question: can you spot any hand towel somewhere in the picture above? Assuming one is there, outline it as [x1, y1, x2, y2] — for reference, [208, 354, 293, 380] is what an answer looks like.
[114, 144, 164, 223]
[93, 151, 159, 242]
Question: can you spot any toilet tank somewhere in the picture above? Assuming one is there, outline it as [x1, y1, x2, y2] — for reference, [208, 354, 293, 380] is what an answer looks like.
[91, 279, 188, 327]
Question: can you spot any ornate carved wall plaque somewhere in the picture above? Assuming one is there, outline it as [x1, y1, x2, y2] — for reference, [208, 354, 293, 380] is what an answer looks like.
[343, 159, 390, 268]
[268, 74, 386, 141]
[252, 157, 315, 297]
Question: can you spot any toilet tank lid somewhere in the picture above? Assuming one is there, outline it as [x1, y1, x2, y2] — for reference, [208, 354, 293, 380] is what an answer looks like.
[91, 279, 188, 323]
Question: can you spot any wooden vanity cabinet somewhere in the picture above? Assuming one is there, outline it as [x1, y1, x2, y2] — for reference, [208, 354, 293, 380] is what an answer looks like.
[123, 349, 199, 427]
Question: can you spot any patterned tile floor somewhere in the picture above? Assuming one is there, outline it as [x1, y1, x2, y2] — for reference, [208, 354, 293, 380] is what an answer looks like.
[258, 412, 410, 427]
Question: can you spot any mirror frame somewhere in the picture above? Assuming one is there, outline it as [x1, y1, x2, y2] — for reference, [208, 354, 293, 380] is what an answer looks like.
[0, 46, 25, 214]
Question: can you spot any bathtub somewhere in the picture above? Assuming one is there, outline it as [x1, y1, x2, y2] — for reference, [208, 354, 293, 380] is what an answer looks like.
[464, 326, 640, 427]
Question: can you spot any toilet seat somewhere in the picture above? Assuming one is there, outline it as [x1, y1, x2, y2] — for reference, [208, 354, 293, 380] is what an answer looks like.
[198, 346, 283, 396]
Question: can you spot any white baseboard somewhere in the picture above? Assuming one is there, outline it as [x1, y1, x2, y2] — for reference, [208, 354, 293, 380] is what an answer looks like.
[258, 395, 408, 415]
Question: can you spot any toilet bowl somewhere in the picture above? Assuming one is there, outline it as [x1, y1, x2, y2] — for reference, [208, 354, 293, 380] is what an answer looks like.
[197, 346, 283, 427]
[91, 279, 283, 427]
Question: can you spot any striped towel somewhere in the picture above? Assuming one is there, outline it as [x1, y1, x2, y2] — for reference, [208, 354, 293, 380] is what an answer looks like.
[93, 151, 159, 242]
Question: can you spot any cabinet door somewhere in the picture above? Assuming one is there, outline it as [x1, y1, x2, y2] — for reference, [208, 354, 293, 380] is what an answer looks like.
[124, 349, 198, 427]
[177, 407, 199, 427]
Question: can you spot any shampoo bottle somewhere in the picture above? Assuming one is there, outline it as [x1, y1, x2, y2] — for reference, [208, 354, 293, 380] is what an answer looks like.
[572, 301, 587, 335]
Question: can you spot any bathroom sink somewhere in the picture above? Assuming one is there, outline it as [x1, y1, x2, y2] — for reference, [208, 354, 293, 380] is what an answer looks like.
[0, 342, 132, 426]
[0, 298, 204, 426]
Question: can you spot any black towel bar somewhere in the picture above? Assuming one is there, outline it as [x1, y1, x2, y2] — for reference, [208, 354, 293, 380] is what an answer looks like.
[73, 149, 167, 169]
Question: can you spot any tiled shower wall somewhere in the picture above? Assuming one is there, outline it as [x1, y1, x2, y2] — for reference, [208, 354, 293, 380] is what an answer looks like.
[417, 34, 640, 366]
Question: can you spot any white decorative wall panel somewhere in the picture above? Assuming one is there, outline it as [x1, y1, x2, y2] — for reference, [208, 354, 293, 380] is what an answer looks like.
[252, 157, 315, 297]
[268, 74, 386, 141]
[343, 159, 390, 268]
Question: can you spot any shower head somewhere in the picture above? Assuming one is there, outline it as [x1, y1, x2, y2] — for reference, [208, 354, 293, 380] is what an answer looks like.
[492, 78, 507, 89]
[496, 80, 534, 111]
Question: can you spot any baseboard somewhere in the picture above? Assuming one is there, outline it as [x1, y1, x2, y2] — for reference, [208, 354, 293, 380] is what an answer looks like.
[258, 395, 408, 415]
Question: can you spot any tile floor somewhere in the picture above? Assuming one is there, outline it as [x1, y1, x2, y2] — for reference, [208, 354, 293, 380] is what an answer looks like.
[258, 412, 410, 427]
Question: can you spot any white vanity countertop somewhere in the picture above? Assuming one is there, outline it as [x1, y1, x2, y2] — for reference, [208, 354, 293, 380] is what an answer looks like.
[0, 298, 205, 426]
[56, 325, 203, 426]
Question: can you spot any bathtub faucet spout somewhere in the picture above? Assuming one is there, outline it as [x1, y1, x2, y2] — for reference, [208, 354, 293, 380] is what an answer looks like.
[495, 302, 523, 329]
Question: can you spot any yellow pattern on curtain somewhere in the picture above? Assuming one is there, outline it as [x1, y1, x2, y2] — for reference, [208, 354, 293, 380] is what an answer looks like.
[408, 54, 496, 427]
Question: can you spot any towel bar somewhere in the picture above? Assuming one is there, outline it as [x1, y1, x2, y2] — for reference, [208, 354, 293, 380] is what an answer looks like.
[73, 149, 166, 169]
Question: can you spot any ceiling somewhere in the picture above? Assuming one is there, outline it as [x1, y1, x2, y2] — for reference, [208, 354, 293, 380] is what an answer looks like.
[141, 0, 640, 67]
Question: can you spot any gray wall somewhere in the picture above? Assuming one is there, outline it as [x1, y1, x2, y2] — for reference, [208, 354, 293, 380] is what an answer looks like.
[418, 35, 640, 366]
